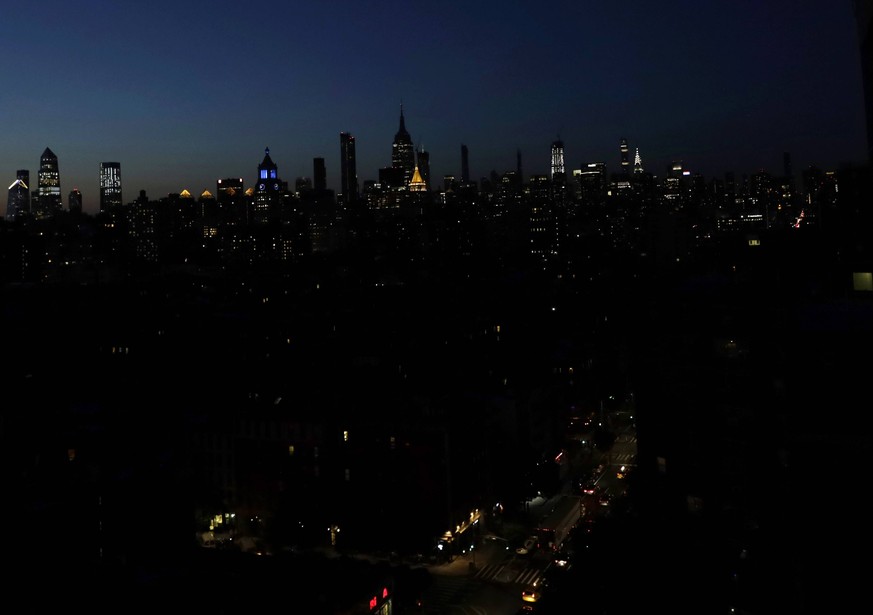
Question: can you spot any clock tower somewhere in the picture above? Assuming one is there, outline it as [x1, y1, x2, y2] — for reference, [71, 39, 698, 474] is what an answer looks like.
[253, 147, 283, 224]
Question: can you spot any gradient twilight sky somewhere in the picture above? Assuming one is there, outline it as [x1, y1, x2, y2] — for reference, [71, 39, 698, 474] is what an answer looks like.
[2, 0, 869, 215]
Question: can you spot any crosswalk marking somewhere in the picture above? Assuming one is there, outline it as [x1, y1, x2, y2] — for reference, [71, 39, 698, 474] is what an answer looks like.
[473, 561, 542, 587]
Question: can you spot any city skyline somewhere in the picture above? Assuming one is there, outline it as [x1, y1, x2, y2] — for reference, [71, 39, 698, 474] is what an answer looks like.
[2, 0, 869, 215]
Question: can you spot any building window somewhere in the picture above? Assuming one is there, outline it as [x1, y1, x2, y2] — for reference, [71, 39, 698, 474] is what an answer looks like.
[853, 272, 873, 291]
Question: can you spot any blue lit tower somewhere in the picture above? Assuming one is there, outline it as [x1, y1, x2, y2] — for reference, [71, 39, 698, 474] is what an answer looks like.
[253, 147, 283, 224]
[391, 105, 415, 186]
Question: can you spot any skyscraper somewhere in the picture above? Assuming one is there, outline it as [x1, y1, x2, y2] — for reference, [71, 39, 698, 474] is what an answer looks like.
[313, 157, 327, 194]
[6, 170, 30, 221]
[619, 137, 630, 174]
[461, 144, 470, 184]
[68, 188, 82, 215]
[550, 139, 565, 179]
[391, 105, 415, 186]
[253, 147, 282, 224]
[633, 148, 645, 174]
[36, 147, 62, 219]
[6, 177, 29, 222]
[416, 145, 430, 191]
[340, 132, 358, 206]
[99, 162, 123, 212]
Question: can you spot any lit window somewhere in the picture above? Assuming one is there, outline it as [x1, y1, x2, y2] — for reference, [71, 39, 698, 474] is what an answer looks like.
[853, 272, 873, 291]
[343, 430, 349, 442]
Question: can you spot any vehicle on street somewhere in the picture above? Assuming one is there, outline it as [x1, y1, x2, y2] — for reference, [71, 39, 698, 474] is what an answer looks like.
[516, 535, 539, 556]
[536, 495, 584, 552]
[521, 581, 543, 603]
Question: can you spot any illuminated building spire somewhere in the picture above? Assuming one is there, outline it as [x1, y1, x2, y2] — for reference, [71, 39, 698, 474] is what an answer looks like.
[633, 147, 644, 174]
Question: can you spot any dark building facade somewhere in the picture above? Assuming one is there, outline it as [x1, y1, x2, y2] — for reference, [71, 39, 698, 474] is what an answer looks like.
[339, 131, 358, 206]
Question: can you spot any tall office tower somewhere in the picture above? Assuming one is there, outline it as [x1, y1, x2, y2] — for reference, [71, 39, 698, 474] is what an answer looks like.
[68, 188, 82, 215]
[855, 0, 873, 163]
[576, 162, 607, 205]
[461, 144, 470, 184]
[619, 137, 630, 174]
[36, 147, 62, 219]
[313, 157, 327, 193]
[416, 145, 431, 190]
[550, 139, 565, 179]
[633, 148, 644, 174]
[253, 147, 282, 224]
[516, 148, 523, 184]
[340, 132, 359, 206]
[6, 178, 29, 221]
[99, 162, 123, 212]
[391, 105, 415, 186]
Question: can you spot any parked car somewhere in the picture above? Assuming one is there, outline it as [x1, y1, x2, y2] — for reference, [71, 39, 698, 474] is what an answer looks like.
[516, 535, 539, 556]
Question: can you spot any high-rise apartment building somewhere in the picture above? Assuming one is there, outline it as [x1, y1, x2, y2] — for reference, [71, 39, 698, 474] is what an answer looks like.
[35, 147, 62, 219]
[461, 144, 470, 184]
[391, 105, 415, 186]
[99, 162, 123, 211]
[340, 132, 358, 206]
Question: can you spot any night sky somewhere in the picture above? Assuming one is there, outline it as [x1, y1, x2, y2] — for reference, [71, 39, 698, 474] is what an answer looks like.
[2, 0, 868, 215]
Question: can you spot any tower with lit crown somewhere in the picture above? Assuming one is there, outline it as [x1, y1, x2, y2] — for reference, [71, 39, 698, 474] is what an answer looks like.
[633, 148, 644, 174]
[6, 177, 29, 222]
[253, 147, 283, 223]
